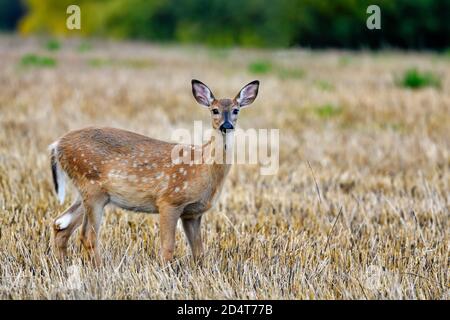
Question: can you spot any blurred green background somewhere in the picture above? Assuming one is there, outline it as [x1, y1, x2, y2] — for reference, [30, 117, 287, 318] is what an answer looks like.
[0, 0, 449, 49]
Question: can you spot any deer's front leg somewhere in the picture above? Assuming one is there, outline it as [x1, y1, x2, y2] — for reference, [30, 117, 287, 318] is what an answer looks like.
[159, 205, 182, 262]
[182, 216, 203, 261]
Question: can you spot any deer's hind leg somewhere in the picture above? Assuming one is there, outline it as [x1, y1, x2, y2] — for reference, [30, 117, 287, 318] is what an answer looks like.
[53, 197, 84, 261]
[79, 194, 108, 267]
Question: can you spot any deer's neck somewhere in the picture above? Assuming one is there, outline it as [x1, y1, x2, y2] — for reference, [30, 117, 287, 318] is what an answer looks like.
[202, 133, 232, 183]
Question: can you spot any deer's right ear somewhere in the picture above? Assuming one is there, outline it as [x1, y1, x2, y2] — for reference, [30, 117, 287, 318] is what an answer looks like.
[192, 80, 215, 107]
[235, 80, 259, 107]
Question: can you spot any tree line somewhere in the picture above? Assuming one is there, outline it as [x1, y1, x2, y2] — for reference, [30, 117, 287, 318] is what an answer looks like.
[3, 0, 449, 49]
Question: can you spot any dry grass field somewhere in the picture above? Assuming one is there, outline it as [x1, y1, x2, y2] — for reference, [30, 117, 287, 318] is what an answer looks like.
[0, 35, 448, 299]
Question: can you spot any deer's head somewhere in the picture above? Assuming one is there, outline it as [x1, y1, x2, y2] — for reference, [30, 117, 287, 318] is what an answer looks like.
[191, 80, 260, 135]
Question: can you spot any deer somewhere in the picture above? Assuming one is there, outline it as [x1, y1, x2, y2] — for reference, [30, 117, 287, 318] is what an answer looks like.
[49, 79, 260, 265]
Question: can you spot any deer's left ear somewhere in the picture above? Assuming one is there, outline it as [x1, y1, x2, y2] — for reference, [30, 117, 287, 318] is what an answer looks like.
[235, 80, 259, 107]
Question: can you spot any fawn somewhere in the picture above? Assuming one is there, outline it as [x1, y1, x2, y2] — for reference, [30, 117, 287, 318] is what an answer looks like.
[50, 79, 260, 264]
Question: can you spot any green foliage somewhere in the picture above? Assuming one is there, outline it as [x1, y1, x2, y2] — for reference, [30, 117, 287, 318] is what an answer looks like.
[17, 0, 450, 49]
[20, 54, 56, 67]
[438, 48, 450, 59]
[88, 57, 153, 68]
[400, 69, 441, 89]
[208, 48, 230, 60]
[77, 41, 92, 53]
[45, 39, 60, 51]
[248, 60, 304, 79]
[314, 104, 342, 119]
[338, 56, 352, 66]
[88, 58, 109, 67]
[315, 80, 334, 91]
[277, 67, 305, 79]
[248, 60, 273, 74]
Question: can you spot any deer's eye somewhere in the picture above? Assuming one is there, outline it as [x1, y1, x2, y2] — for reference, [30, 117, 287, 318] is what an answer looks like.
[232, 109, 239, 115]
[212, 109, 220, 115]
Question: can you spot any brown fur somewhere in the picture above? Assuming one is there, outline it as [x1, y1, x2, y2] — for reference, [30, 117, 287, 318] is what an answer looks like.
[51, 80, 259, 264]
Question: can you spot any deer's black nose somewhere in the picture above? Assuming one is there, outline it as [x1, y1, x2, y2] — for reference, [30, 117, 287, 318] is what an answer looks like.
[219, 122, 234, 133]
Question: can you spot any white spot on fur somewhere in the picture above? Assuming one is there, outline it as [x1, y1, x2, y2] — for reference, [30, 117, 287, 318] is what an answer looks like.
[55, 214, 71, 230]
[174, 187, 180, 193]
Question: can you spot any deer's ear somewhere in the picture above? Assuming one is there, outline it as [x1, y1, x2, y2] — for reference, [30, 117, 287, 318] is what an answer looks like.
[235, 80, 259, 107]
[192, 79, 215, 107]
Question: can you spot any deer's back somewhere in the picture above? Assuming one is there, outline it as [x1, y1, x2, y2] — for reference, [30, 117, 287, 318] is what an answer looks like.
[55, 127, 215, 214]
[56, 128, 176, 207]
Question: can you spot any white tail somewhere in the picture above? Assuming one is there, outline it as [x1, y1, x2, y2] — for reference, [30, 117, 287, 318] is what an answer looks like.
[49, 142, 66, 205]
